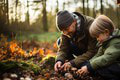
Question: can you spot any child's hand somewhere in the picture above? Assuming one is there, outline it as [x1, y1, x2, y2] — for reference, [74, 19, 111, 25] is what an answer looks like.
[76, 66, 89, 76]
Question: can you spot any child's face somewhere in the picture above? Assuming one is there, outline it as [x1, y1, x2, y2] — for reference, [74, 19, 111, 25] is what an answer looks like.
[62, 20, 76, 37]
[96, 30, 110, 43]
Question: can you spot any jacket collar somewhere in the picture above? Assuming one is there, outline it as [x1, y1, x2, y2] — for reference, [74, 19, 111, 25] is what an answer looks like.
[97, 29, 120, 47]
[72, 12, 86, 41]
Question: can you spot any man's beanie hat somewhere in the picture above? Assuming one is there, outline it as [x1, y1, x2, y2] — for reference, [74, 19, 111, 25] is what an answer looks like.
[56, 10, 74, 31]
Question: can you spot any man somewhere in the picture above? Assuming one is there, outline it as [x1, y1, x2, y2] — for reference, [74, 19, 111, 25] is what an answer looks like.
[54, 10, 97, 72]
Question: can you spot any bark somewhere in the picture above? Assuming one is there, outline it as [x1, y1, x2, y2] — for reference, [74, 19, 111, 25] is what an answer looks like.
[82, 0, 85, 15]
[42, 0, 48, 32]
[100, 0, 103, 14]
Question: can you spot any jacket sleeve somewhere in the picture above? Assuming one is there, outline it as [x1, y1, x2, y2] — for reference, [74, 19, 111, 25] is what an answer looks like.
[70, 35, 98, 68]
[90, 43, 120, 70]
[89, 47, 104, 62]
[56, 35, 72, 63]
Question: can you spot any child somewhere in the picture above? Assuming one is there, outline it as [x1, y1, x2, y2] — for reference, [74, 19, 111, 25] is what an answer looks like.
[77, 15, 120, 80]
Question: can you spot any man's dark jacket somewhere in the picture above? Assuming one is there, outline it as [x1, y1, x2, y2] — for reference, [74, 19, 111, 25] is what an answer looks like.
[56, 12, 98, 68]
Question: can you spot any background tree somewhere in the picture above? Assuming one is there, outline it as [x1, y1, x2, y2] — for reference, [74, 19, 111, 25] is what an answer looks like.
[42, 0, 48, 32]
[55, 0, 59, 13]
[87, 0, 89, 16]
[100, 0, 103, 14]
[93, 0, 97, 18]
[0, 0, 12, 37]
[26, 0, 30, 28]
[82, 0, 85, 14]
[116, 5, 120, 28]
[63, 0, 65, 10]
[0, 0, 120, 35]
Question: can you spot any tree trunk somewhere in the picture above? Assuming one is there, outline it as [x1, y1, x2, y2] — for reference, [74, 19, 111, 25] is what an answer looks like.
[15, 0, 18, 21]
[100, 0, 103, 14]
[0, 0, 12, 37]
[55, 0, 59, 31]
[82, 0, 85, 15]
[3, 0, 6, 22]
[3, 0, 9, 25]
[6, 0, 9, 24]
[63, 1, 65, 10]
[93, 0, 96, 18]
[56, 0, 59, 13]
[42, 0, 48, 32]
[26, 0, 30, 27]
[87, 0, 89, 16]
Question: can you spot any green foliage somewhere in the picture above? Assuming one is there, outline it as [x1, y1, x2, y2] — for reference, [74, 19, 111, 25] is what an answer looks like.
[16, 32, 60, 43]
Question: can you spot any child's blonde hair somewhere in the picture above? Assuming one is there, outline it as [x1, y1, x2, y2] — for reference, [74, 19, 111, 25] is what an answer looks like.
[89, 15, 116, 37]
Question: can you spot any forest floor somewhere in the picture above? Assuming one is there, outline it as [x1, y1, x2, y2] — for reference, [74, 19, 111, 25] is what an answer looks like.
[0, 33, 103, 80]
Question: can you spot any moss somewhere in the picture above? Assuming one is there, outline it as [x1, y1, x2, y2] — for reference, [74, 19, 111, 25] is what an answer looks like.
[0, 60, 40, 74]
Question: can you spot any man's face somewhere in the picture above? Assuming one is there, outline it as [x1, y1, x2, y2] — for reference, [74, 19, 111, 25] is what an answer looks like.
[62, 21, 77, 37]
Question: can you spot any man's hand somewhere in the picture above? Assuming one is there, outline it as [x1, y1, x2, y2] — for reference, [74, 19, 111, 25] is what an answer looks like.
[54, 61, 62, 72]
[76, 66, 89, 76]
[61, 62, 72, 71]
